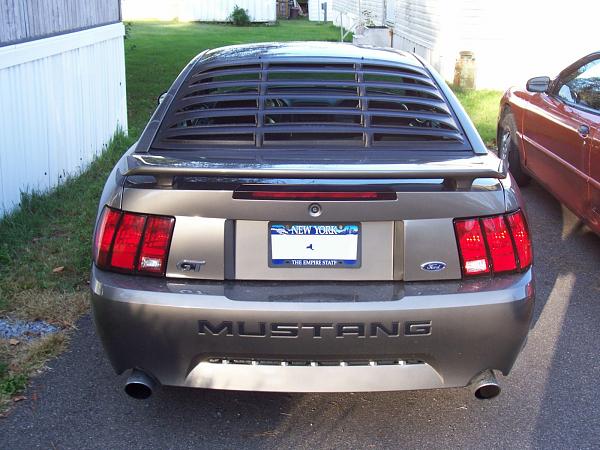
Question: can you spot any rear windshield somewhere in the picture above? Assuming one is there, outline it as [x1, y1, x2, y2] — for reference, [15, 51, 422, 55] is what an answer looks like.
[152, 60, 470, 152]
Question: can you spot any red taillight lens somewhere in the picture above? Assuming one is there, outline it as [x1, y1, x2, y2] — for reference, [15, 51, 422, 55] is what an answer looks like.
[454, 209, 532, 277]
[137, 216, 175, 274]
[93, 206, 175, 276]
[110, 213, 146, 270]
[506, 210, 533, 269]
[481, 216, 517, 272]
[454, 218, 490, 275]
[94, 207, 121, 267]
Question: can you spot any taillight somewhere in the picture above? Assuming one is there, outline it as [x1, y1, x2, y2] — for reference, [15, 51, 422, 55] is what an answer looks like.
[454, 218, 490, 275]
[93, 206, 175, 276]
[137, 216, 175, 274]
[110, 213, 146, 270]
[94, 207, 121, 267]
[506, 210, 533, 268]
[481, 216, 517, 272]
[454, 209, 532, 277]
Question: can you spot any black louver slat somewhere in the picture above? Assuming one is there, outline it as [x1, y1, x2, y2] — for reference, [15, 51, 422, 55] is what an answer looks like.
[153, 61, 467, 149]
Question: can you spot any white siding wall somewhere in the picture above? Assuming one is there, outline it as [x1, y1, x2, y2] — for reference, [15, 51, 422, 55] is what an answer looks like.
[309, 0, 333, 21]
[453, 0, 600, 89]
[121, 0, 179, 21]
[333, 0, 385, 26]
[0, 23, 127, 216]
[393, 0, 439, 49]
[333, 0, 357, 16]
[388, 0, 443, 74]
[0, 0, 121, 45]
[384, 0, 395, 25]
[333, 0, 600, 89]
[388, 0, 600, 90]
[122, 0, 276, 22]
[333, 0, 385, 28]
[181, 0, 276, 22]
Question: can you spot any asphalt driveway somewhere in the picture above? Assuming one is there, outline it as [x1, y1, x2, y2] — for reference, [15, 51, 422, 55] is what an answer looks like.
[1, 182, 599, 449]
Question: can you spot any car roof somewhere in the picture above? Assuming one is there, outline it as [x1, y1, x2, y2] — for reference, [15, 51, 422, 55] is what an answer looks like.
[195, 41, 423, 68]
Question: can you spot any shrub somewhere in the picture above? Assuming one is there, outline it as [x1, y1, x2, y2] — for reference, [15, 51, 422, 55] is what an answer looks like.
[229, 5, 251, 26]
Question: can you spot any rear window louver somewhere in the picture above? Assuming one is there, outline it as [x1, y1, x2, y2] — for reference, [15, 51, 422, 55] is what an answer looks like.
[153, 61, 467, 149]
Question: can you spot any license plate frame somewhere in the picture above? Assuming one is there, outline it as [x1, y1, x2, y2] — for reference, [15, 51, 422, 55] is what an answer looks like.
[268, 223, 361, 269]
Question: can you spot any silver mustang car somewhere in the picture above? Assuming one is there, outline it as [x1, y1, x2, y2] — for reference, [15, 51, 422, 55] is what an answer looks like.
[91, 42, 534, 400]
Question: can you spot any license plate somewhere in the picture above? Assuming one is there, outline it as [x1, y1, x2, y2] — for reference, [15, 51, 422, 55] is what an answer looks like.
[269, 223, 360, 268]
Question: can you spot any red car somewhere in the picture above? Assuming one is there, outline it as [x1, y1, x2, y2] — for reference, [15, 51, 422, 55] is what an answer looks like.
[498, 52, 600, 235]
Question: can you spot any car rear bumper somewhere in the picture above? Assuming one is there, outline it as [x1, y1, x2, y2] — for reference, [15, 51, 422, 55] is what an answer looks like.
[90, 266, 534, 392]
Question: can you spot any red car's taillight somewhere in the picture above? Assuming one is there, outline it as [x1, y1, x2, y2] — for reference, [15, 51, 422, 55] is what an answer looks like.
[454, 209, 532, 277]
[93, 207, 175, 276]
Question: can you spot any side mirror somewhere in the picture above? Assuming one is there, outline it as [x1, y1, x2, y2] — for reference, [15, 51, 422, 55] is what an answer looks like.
[526, 76, 551, 93]
[157, 92, 167, 105]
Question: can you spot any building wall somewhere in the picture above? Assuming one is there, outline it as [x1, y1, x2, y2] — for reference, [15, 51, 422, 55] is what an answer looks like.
[356, 0, 600, 90]
[181, 0, 276, 22]
[453, 1, 599, 90]
[350, 0, 600, 90]
[0, 0, 121, 45]
[0, 23, 127, 216]
[392, 0, 439, 50]
[386, 0, 445, 80]
[333, 0, 356, 16]
[308, 0, 333, 22]
[332, 0, 385, 29]
[121, 0, 276, 22]
[336, 0, 384, 23]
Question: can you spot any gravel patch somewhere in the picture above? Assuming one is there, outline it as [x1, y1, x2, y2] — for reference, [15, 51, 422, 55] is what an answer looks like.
[0, 318, 59, 340]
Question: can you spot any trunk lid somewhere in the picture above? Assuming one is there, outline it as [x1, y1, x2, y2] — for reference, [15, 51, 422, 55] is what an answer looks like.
[120, 155, 507, 282]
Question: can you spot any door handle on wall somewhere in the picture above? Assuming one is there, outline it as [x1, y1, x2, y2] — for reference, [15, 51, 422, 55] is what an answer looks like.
[578, 124, 590, 137]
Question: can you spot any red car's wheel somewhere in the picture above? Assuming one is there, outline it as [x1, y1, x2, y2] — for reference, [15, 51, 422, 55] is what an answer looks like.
[499, 111, 531, 186]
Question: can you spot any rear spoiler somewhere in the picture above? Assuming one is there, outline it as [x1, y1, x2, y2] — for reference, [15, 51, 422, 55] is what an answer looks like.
[125, 153, 506, 189]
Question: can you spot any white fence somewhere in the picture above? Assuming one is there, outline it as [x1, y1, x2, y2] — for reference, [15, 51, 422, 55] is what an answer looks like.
[122, 0, 277, 22]
[0, 23, 128, 216]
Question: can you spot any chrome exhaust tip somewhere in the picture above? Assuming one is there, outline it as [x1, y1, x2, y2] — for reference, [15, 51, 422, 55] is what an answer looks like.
[469, 370, 501, 400]
[124, 369, 157, 399]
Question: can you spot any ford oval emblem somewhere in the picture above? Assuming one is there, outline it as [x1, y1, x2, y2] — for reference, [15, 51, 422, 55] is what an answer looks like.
[421, 261, 447, 272]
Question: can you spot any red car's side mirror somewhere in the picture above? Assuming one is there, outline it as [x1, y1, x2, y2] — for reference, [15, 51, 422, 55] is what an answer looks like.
[526, 76, 551, 93]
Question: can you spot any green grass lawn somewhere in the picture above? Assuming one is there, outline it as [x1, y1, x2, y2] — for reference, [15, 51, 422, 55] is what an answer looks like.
[124, 21, 501, 143]
[452, 87, 502, 147]
[126, 20, 348, 134]
[0, 19, 349, 410]
[0, 20, 501, 408]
